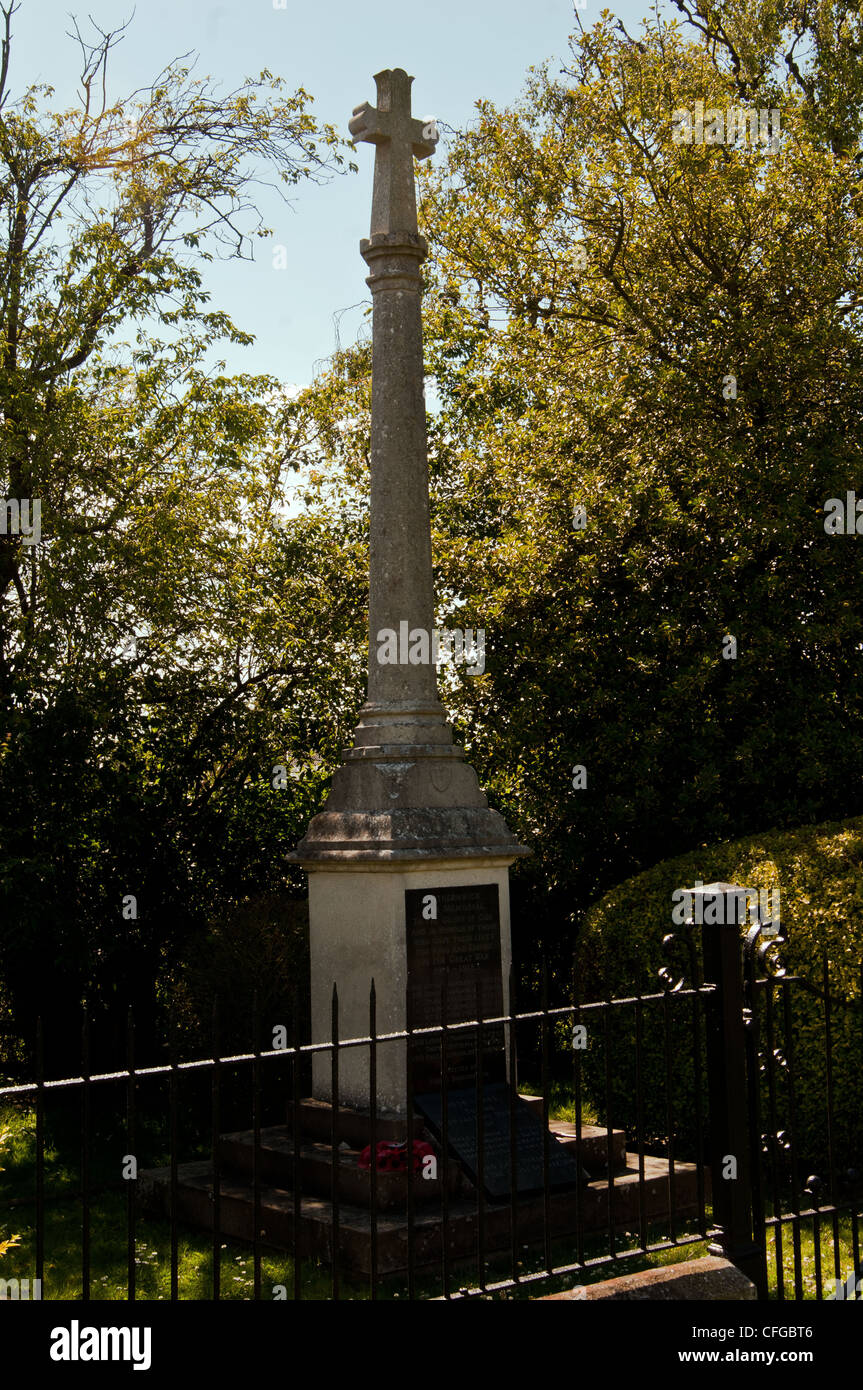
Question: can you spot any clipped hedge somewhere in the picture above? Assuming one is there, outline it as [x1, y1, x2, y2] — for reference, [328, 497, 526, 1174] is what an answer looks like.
[576, 817, 863, 1177]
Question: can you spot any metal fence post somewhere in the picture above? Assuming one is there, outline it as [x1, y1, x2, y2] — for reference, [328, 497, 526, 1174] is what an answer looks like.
[698, 882, 768, 1297]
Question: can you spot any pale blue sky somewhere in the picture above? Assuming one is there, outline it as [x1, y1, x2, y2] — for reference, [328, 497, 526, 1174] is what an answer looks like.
[13, 0, 651, 386]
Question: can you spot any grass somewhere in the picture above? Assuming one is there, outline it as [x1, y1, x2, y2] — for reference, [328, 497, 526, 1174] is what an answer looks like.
[765, 1213, 861, 1300]
[0, 1102, 352, 1300]
[6, 1193, 352, 1301]
[515, 1080, 599, 1126]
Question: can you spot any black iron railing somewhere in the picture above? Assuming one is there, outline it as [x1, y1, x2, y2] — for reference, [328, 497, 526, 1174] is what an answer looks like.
[0, 923, 860, 1301]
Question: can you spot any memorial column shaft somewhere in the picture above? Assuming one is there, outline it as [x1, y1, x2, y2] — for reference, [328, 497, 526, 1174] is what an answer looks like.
[364, 234, 438, 713]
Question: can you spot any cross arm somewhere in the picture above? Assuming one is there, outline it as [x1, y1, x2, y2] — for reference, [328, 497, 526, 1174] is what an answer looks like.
[349, 101, 437, 159]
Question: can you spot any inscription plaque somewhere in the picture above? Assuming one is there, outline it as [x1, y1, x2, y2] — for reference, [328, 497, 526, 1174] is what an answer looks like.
[405, 884, 505, 1093]
[416, 1084, 587, 1200]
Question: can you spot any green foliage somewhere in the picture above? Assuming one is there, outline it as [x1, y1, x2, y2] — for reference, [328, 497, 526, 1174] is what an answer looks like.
[163, 893, 311, 1056]
[6, 0, 863, 1093]
[0, 7, 366, 1072]
[0, 1124, 20, 1258]
[418, 6, 863, 957]
[0, 501, 367, 1073]
[577, 815, 863, 1174]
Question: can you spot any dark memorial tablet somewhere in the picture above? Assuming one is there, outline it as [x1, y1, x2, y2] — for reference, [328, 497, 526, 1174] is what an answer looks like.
[415, 1084, 586, 1200]
[405, 884, 506, 1093]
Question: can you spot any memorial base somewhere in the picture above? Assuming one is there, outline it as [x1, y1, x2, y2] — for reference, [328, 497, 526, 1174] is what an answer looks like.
[305, 859, 516, 1113]
[139, 1092, 705, 1279]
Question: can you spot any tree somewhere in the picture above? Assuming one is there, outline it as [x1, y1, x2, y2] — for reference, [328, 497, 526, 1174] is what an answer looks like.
[0, 0, 350, 694]
[0, 4, 368, 1069]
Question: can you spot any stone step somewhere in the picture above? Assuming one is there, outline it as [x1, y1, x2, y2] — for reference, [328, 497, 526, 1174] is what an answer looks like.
[139, 1152, 704, 1277]
[222, 1119, 623, 1210]
[548, 1121, 627, 1173]
[516, 1098, 626, 1173]
[289, 1096, 625, 1176]
[218, 1127, 465, 1209]
[287, 1097, 425, 1149]
[516, 1093, 544, 1120]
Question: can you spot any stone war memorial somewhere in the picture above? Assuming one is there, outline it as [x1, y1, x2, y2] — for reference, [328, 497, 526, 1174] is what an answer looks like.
[142, 67, 700, 1277]
[288, 67, 602, 1228]
[8, 2, 862, 1322]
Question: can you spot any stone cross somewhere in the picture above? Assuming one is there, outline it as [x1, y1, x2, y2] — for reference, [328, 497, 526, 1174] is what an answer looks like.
[348, 69, 441, 717]
[349, 68, 437, 238]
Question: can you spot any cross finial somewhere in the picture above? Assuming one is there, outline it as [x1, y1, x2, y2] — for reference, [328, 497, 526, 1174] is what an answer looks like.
[349, 68, 438, 238]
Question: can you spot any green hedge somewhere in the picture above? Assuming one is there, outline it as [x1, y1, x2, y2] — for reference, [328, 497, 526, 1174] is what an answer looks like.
[576, 817, 863, 1176]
